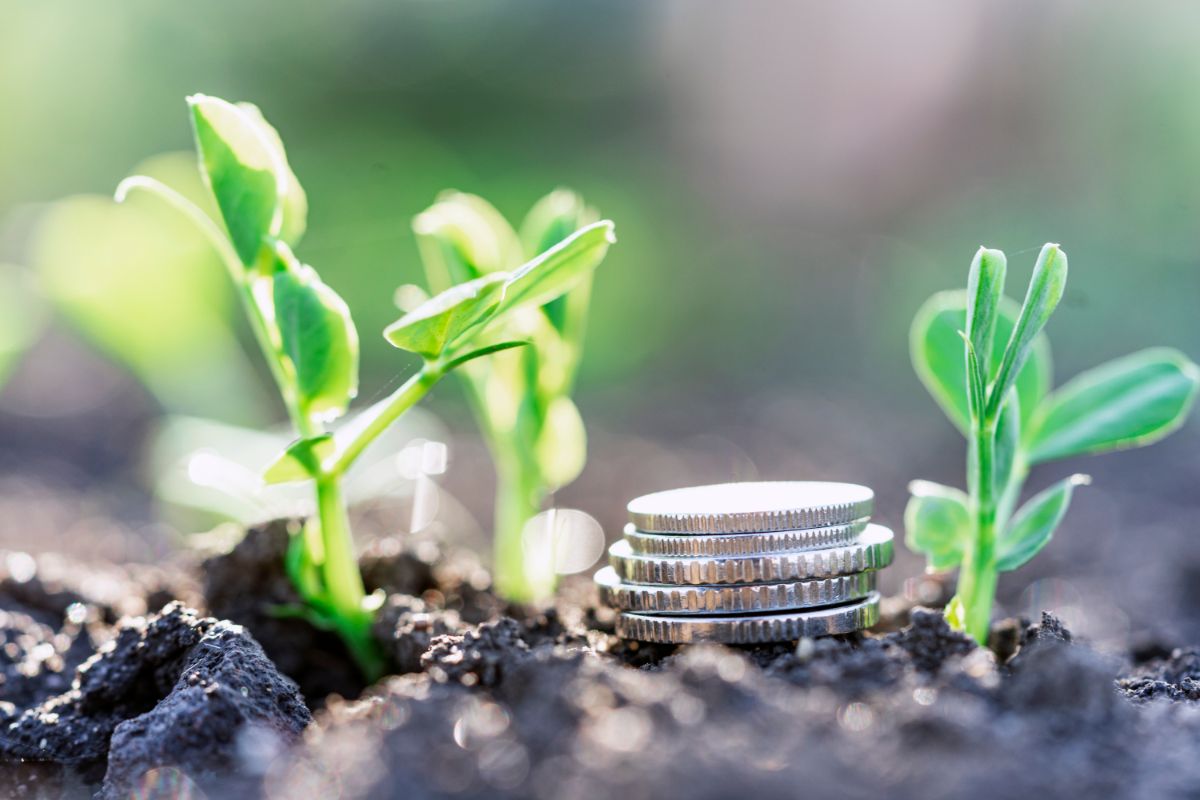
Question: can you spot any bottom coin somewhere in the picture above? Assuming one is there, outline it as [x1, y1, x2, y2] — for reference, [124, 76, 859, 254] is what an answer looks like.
[615, 592, 880, 644]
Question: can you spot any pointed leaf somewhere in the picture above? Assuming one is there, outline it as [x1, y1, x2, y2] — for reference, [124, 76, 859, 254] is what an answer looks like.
[904, 480, 972, 572]
[1026, 348, 1200, 464]
[518, 189, 598, 334]
[188, 94, 284, 265]
[273, 249, 359, 424]
[383, 273, 510, 358]
[987, 243, 1067, 419]
[412, 192, 523, 292]
[911, 291, 1051, 436]
[996, 474, 1090, 572]
[235, 101, 307, 246]
[263, 434, 334, 484]
[965, 246, 1007, 374]
[498, 221, 616, 316]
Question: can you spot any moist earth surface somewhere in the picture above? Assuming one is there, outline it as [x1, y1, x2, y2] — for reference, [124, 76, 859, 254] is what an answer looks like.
[2, 528, 1199, 799]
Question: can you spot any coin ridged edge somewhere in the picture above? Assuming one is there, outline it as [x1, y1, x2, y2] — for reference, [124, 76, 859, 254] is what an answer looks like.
[615, 594, 881, 644]
[594, 567, 876, 614]
[623, 519, 867, 557]
[629, 499, 874, 534]
[611, 527, 894, 586]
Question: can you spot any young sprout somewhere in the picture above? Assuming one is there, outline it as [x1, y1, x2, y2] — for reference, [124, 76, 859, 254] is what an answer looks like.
[116, 95, 615, 677]
[908, 244, 1200, 643]
[406, 190, 604, 602]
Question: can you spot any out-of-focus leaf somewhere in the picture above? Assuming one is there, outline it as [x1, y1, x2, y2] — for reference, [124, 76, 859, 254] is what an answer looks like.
[273, 249, 359, 424]
[0, 264, 46, 391]
[996, 474, 1090, 572]
[413, 192, 523, 291]
[988, 244, 1067, 418]
[32, 191, 267, 423]
[263, 434, 334, 484]
[383, 273, 509, 359]
[944, 595, 966, 631]
[965, 246, 1007, 374]
[904, 480, 972, 571]
[911, 291, 1051, 436]
[535, 396, 587, 489]
[1026, 348, 1200, 464]
[188, 94, 283, 265]
[499, 221, 615, 315]
[235, 101, 307, 246]
[519, 189, 598, 369]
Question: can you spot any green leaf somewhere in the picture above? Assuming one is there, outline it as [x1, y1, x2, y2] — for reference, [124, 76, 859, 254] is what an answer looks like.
[944, 594, 966, 631]
[383, 273, 510, 359]
[904, 480, 972, 571]
[535, 395, 588, 489]
[188, 94, 284, 265]
[993, 389, 1021, 502]
[911, 290, 1051, 436]
[273, 249, 359, 424]
[987, 243, 1067, 419]
[965, 247, 1007, 374]
[1026, 348, 1200, 464]
[498, 221, 616, 315]
[235, 101, 307, 247]
[263, 434, 334, 484]
[959, 331, 986, 424]
[412, 192, 523, 292]
[519, 189, 598, 331]
[996, 474, 1090, 572]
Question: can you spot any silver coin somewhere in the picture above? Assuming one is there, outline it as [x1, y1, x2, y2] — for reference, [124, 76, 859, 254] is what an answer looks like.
[616, 593, 881, 644]
[611, 524, 893, 586]
[627, 481, 874, 534]
[594, 566, 876, 614]
[623, 519, 867, 558]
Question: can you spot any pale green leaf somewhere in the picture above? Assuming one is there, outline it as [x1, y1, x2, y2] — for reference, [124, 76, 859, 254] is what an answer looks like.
[498, 221, 615, 315]
[1026, 348, 1200, 464]
[412, 192, 523, 292]
[535, 396, 587, 489]
[383, 273, 509, 358]
[910, 290, 1051, 436]
[273, 249, 359, 424]
[944, 594, 966, 631]
[904, 480, 972, 572]
[965, 246, 1007, 373]
[987, 243, 1067, 419]
[263, 434, 335, 484]
[188, 94, 284, 265]
[996, 474, 1090, 572]
[235, 101, 307, 246]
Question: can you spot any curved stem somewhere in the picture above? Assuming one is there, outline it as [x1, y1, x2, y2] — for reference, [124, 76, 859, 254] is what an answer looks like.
[116, 177, 310, 434]
[327, 363, 443, 477]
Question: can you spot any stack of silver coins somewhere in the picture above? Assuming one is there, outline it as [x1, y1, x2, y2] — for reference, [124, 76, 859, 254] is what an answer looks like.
[594, 481, 892, 644]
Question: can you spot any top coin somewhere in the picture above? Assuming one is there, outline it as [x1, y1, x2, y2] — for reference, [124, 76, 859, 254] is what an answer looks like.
[627, 481, 874, 534]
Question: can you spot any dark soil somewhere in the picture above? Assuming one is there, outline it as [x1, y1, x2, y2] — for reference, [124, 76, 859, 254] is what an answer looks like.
[4, 528, 1200, 799]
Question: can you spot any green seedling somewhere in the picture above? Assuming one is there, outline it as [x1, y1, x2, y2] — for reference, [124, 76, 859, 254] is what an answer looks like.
[405, 190, 604, 602]
[117, 95, 615, 677]
[908, 243, 1200, 644]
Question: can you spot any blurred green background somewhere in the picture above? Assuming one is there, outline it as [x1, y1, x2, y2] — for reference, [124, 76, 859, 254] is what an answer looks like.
[2, 1, 1199, 643]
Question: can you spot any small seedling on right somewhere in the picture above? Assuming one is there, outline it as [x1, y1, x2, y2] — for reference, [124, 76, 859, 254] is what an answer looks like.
[908, 243, 1200, 644]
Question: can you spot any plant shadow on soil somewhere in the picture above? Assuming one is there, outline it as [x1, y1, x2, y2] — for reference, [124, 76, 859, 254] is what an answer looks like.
[3, 521, 1200, 799]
